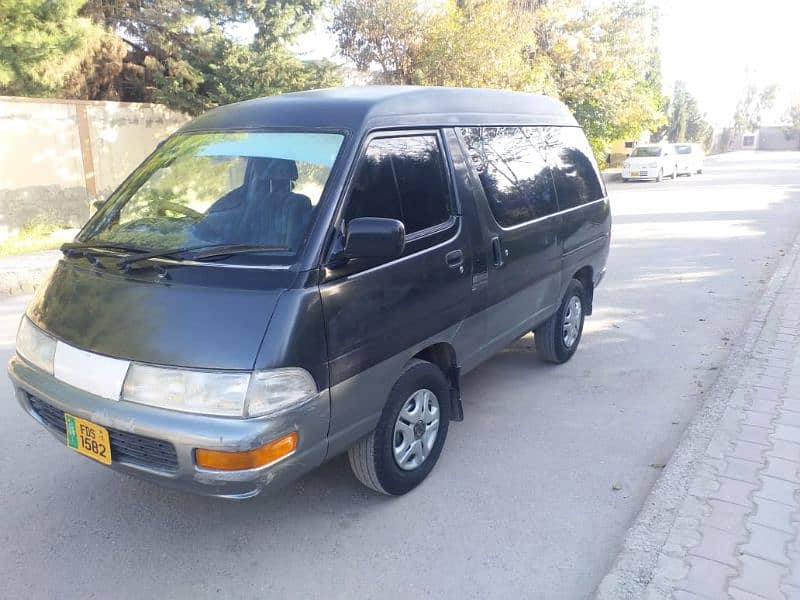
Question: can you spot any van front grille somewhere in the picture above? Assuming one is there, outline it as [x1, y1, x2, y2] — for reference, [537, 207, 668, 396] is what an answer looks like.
[28, 396, 179, 473]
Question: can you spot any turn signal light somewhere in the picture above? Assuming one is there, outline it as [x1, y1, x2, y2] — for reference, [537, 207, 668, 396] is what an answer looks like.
[195, 432, 298, 471]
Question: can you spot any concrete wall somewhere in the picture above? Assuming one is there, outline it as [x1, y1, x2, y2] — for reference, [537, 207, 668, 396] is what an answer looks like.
[757, 127, 800, 151]
[0, 97, 189, 239]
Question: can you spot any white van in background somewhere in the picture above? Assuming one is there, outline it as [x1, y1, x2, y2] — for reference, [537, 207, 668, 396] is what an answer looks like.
[621, 145, 676, 182]
[674, 143, 704, 176]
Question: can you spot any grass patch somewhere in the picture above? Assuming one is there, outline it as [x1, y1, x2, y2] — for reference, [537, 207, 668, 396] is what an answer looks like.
[0, 224, 78, 256]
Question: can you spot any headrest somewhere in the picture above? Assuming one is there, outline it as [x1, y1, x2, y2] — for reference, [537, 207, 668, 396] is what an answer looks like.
[264, 158, 298, 181]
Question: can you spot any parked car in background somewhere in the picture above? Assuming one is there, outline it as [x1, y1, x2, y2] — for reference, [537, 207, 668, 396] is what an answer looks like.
[10, 86, 610, 499]
[673, 143, 704, 176]
[622, 144, 676, 182]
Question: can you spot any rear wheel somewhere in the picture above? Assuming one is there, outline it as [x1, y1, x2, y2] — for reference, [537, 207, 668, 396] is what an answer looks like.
[348, 359, 450, 495]
[535, 279, 586, 364]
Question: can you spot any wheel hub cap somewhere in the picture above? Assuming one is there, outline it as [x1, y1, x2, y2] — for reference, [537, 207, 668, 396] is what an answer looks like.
[562, 295, 582, 348]
[393, 389, 440, 471]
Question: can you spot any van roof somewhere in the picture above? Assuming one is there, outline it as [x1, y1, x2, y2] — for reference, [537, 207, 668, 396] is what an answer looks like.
[180, 86, 580, 133]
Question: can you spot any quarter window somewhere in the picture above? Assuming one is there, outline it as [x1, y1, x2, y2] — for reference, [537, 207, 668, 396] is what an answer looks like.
[541, 127, 606, 210]
[344, 135, 451, 235]
[460, 127, 557, 227]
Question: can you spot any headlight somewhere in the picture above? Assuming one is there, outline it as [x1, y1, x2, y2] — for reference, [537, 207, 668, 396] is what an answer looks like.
[16, 317, 56, 374]
[245, 368, 318, 417]
[122, 364, 317, 418]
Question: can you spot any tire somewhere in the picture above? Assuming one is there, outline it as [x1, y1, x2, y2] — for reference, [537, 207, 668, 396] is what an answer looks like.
[535, 279, 586, 364]
[670, 165, 677, 179]
[348, 359, 450, 495]
[655, 168, 663, 182]
[697, 168, 703, 174]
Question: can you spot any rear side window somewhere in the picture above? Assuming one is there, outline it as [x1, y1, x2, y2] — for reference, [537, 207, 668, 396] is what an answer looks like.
[542, 127, 605, 210]
[460, 127, 557, 227]
[344, 135, 451, 235]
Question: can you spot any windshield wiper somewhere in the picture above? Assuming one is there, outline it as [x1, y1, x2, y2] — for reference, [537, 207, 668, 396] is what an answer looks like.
[60, 241, 151, 269]
[117, 243, 289, 267]
[61, 241, 150, 256]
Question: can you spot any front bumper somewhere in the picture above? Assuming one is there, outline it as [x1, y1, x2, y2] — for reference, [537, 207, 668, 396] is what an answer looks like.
[9, 355, 330, 499]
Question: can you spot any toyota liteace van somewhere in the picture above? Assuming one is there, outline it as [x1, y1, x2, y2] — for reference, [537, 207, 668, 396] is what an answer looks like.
[10, 87, 610, 498]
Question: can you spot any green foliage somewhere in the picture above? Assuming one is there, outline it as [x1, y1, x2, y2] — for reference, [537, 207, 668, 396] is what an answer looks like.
[0, 0, 111, 96]
[1, 0, 341, 112]
[331, 0, 665, 161]
[662, 80, 712, 148]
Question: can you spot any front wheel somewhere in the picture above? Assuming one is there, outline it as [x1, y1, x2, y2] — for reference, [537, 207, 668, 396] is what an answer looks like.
[670, 165, 677, 179]
[656, 168, 663, 182]
[348, 359, 450, 495]
[535, 279, 586, 364]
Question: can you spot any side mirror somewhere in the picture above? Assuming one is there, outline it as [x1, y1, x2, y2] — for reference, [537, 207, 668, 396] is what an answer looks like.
[626, 153, 631, 158]
[343, 217, 405, 260]
[92, 199, 106, 212]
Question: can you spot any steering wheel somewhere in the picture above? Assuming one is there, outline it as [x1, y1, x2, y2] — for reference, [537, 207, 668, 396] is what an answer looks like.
[156, 200, 204, 220]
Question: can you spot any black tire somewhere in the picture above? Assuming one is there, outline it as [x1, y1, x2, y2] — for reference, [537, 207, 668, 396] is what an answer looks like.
[535, 279, 586, 364]
[670, 165, 677, 179]
[697, 168, 703, 174]
[348, 359, 450, 495]
[656, 168, 663, 182]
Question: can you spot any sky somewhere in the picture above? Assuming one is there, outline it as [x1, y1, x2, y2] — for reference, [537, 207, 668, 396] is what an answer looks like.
[289, 1, 799, 127]
[658, 0, 799, 126]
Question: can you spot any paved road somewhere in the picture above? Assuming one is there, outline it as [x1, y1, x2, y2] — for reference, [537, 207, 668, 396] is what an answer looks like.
[2, 151, 800, 599]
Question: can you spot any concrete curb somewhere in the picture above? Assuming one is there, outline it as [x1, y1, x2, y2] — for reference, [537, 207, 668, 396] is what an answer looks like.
[593, 230, 800, 599]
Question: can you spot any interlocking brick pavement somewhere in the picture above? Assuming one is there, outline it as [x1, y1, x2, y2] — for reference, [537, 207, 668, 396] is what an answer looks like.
[596, 240, 800, 600]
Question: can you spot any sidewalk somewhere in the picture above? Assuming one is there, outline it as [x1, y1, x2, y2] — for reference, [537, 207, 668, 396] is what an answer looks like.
[0, 250, 59, 295]
[597, 237, 800, 599]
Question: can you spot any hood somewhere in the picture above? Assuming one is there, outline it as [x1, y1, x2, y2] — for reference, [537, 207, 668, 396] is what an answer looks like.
[26, 259, 288, 370]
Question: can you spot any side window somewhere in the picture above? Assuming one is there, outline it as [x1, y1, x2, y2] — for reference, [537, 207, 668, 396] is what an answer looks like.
[460, 126, 557, 227]
[344, 135, 451, 236]
[541, 127, 606, 210]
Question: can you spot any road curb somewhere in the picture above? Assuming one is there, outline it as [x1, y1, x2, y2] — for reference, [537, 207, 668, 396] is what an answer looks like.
[593, 231, 800, 599]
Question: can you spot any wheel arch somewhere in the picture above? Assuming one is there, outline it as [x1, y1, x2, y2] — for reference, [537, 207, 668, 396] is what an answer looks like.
[411, 342, 463, 422]
[572, 265, 594, 315]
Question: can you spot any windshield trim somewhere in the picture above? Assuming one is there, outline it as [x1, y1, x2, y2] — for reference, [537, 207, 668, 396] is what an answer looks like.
[77, 128, 349, 268]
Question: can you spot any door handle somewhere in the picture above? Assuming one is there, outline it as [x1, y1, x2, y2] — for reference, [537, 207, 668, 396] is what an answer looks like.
[445, 249, 464, 268]
[491, 236, 504, 267]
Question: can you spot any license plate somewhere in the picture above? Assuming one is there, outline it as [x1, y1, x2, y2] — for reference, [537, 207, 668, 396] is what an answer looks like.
[65, 414, 112, 465]
[631, 171, 639, 176]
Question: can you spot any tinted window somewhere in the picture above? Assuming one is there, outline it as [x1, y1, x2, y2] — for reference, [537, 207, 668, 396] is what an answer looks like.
[542, 127, 605, 210]
[675, 144, 692, 154]
[630, 146, 662, 157]
[344, 135, 451, 235]
[460, 127, 557, 227]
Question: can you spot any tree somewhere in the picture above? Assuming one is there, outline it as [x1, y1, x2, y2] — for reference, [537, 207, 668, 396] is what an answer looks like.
[331, 0, 665, 164]
[1, 0, 340, 113]
[0, 0, 113, 97]
[784, 101, 800, 129]
[733, 83, 778, 134]
[661, 80, 712, 147]
[79, 0, 341, 113]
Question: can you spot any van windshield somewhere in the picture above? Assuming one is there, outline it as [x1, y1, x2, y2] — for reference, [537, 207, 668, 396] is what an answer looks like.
[630, 146, 662, 157]
[80, 131, 344, 265]
[674, 144, 692, 154]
